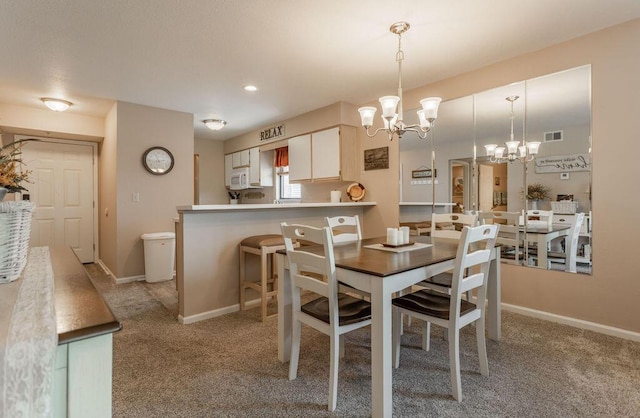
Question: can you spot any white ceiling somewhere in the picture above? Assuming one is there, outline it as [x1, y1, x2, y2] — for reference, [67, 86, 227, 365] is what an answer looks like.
[1, 1, 639, 141]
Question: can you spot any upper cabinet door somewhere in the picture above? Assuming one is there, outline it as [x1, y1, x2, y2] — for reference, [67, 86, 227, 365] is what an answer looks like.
[288, 134, 312, 181]
[224, 154, 232, 186]
[249, 147, 260, 185]
[311, 127, 340, 180]
[232, 149, 250, 168]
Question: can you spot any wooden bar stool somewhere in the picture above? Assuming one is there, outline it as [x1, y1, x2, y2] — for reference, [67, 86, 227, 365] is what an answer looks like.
[239, 234, 286, 322]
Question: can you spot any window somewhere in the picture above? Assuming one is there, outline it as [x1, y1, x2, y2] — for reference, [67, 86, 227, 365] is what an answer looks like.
[277, 166, 301, 200]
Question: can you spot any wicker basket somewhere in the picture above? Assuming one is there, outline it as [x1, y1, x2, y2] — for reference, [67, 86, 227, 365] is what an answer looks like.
[550, 201, 579, 214]
[0, 201, 35, 284]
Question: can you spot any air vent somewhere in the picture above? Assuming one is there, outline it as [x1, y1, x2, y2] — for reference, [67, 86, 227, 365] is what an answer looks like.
[544, 130, 563, 142]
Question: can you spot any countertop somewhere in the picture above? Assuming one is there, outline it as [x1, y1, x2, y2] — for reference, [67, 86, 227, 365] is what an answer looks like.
[50, 246, 122, 344]
[177, 202, 376, 213]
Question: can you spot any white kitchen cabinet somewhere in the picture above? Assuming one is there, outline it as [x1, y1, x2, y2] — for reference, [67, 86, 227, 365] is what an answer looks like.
[288, 134, 312, 181]
[231, 149, 250, 168]
[288, 126, 358, 183]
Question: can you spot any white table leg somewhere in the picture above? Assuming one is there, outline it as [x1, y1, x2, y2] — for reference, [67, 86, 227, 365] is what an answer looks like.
[487, 250, 501, 341]
[277, 253, 291, 363]
[537, 234, 548, 268]
[370, 277, 393, 418]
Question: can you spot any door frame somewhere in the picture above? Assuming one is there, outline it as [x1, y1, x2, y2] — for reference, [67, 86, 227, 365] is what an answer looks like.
[16, 135, 99, 263]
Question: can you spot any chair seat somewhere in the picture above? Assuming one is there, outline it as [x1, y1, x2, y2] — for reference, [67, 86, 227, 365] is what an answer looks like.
[240, 234, 285, 249]
[302, 293, 371, 325]
[392, 289, 476, 320]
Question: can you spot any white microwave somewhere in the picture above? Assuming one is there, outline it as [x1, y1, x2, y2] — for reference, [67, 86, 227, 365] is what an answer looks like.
[229, 167, 250, 190]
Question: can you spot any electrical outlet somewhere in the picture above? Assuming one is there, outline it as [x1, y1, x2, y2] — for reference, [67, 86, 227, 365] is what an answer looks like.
[132, 192, 140, 202]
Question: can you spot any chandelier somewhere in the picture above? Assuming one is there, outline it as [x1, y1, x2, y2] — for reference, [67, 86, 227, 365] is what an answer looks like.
[484, 96, 541, 163]
[358, 22, 441, 141]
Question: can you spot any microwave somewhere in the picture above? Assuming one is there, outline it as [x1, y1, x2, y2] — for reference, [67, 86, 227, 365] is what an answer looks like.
[229, 167, 250, 190]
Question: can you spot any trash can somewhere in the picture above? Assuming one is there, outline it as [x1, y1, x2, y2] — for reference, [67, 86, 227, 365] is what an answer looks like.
[141, 232, 176, 283]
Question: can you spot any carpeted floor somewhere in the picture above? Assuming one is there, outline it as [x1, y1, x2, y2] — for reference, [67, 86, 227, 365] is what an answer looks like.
[85, 264, 640, 417]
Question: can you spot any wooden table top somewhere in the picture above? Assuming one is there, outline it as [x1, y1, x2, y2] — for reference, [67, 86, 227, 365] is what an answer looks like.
[280, 236, 460, 277]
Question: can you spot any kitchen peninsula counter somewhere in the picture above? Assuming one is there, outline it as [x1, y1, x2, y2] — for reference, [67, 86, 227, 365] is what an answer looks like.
[176, 201, 376, 324]
[177, 202, 376, 212]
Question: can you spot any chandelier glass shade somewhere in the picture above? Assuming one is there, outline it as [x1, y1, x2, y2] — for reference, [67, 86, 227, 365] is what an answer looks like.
[484, 96, 541, 163]
[357, 22, 441, 141]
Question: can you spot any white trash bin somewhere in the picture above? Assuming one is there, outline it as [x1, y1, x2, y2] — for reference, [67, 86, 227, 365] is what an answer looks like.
[141, 232, 176, 283]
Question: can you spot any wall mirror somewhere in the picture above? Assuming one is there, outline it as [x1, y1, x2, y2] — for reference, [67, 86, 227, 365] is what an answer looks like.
[399, 65, 592, 275]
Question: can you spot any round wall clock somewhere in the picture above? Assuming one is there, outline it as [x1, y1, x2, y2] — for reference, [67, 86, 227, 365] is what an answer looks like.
[142, 146, 174, 175]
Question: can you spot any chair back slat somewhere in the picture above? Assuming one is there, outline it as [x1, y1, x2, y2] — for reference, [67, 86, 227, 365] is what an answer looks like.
[459, 272, 484, 293]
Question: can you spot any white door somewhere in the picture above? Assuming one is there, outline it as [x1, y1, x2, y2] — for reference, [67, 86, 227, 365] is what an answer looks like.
[479, 164, 494, 212]
[21, 140, 95, 263]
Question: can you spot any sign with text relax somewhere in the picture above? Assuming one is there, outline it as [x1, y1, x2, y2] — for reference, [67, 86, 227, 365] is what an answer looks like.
[534, 153, 591, 173]
[259, 124, 286, 142]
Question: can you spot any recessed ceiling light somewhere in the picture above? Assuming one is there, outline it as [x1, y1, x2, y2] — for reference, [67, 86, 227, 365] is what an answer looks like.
[203, 119, 227, 131]
[41, 97, 73, 112]
[243, 85, 258, 92]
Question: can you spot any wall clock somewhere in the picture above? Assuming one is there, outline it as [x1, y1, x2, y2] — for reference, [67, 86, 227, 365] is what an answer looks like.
[142, 146, 174, 175]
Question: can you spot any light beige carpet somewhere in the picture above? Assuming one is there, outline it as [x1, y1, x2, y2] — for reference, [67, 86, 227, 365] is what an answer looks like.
[85, 264, 640, 417]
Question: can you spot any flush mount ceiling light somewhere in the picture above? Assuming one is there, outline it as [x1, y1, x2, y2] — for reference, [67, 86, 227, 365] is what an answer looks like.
[358, 22, 441, 141]
[41, 98, 72, 112]
[203, 119, 227, 131]
[243, 85, 258, 92]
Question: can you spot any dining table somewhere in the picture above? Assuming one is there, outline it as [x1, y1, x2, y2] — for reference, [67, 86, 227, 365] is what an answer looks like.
[276, 235, 501, 418]
[521, 224, 570, 267]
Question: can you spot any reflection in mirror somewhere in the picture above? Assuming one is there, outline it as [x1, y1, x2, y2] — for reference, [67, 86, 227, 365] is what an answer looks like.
[523, 65, 592, 275]
[398, 65, 592, 275]
[399, 96, 474, 228]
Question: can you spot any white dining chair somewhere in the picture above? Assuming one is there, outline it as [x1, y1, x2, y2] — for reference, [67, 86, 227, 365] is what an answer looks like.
[525, 209, 553, 227]
[324, 215, 362, 243]
[392, 224, 499, 402]
[479, 211, 522, 265]
[280, 222, 371, 412]
[430, 213, 478, 239]
[547, 212, 585, 272]
[406, 212, 478, 347]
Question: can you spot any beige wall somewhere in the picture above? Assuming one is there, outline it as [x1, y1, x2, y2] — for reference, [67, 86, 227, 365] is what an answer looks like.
[372, 18, 640, 332]
[99, 104, 118, 272]
[194, 138, 227, 204]
[112, 102, 194, 278]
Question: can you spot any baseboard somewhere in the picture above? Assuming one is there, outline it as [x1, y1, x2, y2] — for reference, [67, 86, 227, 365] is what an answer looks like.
[96, 260, 176, 284]
[502, 303, 640, 342]
[178, 304, 240, 324]
[114, 275, 145, 284]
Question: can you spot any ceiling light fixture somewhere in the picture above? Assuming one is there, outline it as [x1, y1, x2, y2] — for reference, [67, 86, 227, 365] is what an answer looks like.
[243, 85, 258, 92]
[358, 22, 441, 141]
[41, 98, 72, 112]
[484, 96, 541, 163]
[203, 119, 227, 131]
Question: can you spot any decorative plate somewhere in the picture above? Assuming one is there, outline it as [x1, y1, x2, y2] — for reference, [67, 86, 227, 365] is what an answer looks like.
[346, 183, 366, 202]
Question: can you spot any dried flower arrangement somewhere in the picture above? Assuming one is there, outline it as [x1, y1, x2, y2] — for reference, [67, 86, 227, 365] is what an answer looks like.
[526, 183, 551, 200]
[0, 139, 33, 193]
